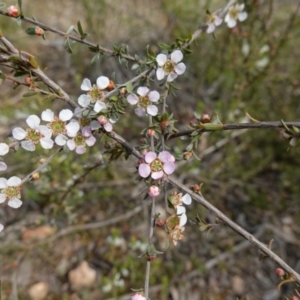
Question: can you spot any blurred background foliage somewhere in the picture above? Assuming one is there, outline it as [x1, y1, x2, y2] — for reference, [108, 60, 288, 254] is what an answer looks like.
[0, 0, 300, 299]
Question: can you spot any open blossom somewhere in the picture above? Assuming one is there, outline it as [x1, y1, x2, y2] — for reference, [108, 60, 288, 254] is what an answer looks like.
[97, 115, 115, 132]
[127, 87, 160, 117]
[12, 115, 53, 151]
[156, 50, 186, 82]
[67, 126, 96, 154]
[138, 151, 175, 179]
[131, 292, 146, 300]
[225, 3, 248, 28]
[206, 13, 222, 33]
[41, 109, 80, 146]
[78, 76, 109, 113]
[0, 176, 22, 208]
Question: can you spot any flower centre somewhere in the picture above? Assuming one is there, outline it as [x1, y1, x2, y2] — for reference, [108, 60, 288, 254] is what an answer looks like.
[73, 134, 86, 146]
[229, 7, 238, 19]
[150, 158, 163, 172]
[26, 128, 43, 143]
[79, 117, 91, 127]
[207, 14, 216, 24]
[4, 186, 21, 200]
[163, 60, 175, 74]
[138, 96, 151, 110]
[49, 118, 66, 136]
[169, 193, 182, 208]
[89, 86, 105, 103]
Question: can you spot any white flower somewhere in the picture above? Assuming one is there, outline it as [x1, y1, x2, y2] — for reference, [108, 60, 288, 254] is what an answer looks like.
[206, 14, 223, 33]
[41, 109, 80, 146]
[12, 115, 53, 151]
[156, 50, 186, 82]
[127, 87, 160, 117]
[0, 176, 22, 208]
[67, 126, 96, 154]
[0, 143, 9, 156]
[225, 3, 248, 28]
[78, 76, 109, 113]
[97, 116, 116, 132]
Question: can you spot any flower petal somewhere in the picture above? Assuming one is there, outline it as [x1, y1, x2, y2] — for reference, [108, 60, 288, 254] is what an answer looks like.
[21, 140, 35, 151]
[41, 109, 54, 122]
[7, 176, 21, 186]
[0, 178, 8, 188]
[148, 91, 160, 102]
[81, 78, 92, 91]
[177, 205, 186, 215]
[78, 94, 91, 108]
[12, 127, 27, 140]
[227, 18, 237, 28]
[215, 16, 223, 26]
[40, 137, 54, 149]
[94, 101, 107, 113]
[238, 12, 248, 22]
[85, 135, 96, 146]
[55, 134, 68, 146]
[156, 53, 167, 66]
[127, 94, 139, 105]
[147, 105, 158, 116]
[96, 76, 109, 89]
[135, 107, 146, 117]
[91, 120, 100, 130]
[171, 50, 183, 63]
[0, 143, 9, 156]
[137, 87, 149, 97]
[104, 123, 113, 132]
[182, 194, 192, 205]
[167, 72, 178, 82]
[207, 24, 215, 34]
[156, 68, 165, 80]
[67, 140, 76, 151]
[0, 194, 5, 203]
[0, 224, 4, 232]
[59, 109, 73, 121]
[179, 213, 187, 227]
[145, 152, 157, 163]
[26, 115, 40, 129]
[66, 121, 80, 137]
[138, 164, 151, 178]
[163, 161, 175, 175]
[174, 62, 186, 75]
[8, 197, 22, 209]
[0, 162, 7, 171]
[76, 146, 86, 154]
[151, 171, 163, 180]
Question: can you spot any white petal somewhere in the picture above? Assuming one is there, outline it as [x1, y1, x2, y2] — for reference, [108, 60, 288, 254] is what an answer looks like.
[0, 224, 4, 232]
[96, 76, 109, 89]
[156, 68, 165, 80]
[171, 50, 183, 63]
[227, 18, 237, 28]
[90, 120, 100, 130]
[225, 13, 230, 23]
[85, 135, 96, 146]
[67, 140, 76, 151]
[94, 101, 107, 113]
[55, 134, 68, 146]
[148, 91, 160, 102]
[236, 3, 245, 10]
[182, 194, 192, 205]
[0, 143, 9, 156]
[238, 12, 248, 22]
[39, 126, 52, 139]
[59, 109, 73, 121]
[76, 146, 86, 154]
[137, 87, 149, 97]
[66, 121, 80, 137]
[177, 205, 186, 215]
[0, 194, 5, 203]
[81, 78, 92, 91]
[127, 94, 139, 105]
[179, 213, 187, 227]
[207, 24, 215, 34]
[0, 178, 8, 188]
[156, 53, 167, 66]
[21, 140, 35, 151]
[73, 107, 82, 118]
[26, 115, 40, 129]
[40, 138, 54, 149]
[174, 62, 186, 75]
[215, 16, 223, 26]
[78, 94, 91, 107]
[104, 123, 113, 132]
[8, 197, 22, 209]
[41, 109, 54, 122]
[0, 162, 7, 171]
[135, 107, 146, 117]
[147, 105, 158, 116]
[167, 72, 178, 82]
[12, 127, 27, 140]
[7, 176, 21, 186]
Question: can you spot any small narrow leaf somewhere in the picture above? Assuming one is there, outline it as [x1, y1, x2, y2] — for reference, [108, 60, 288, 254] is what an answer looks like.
[90, 53, 100, 65]
[77, 21, 84, 37]
[66, 25, 74, 35]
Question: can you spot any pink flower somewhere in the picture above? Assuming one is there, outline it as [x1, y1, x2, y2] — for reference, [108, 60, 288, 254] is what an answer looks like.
[67, 126, 96, 154]
[275, 268, 285, 277]
[97, 115, 115, 132]
[8, 5, 19, 17]
[131, 292, 146, 300]
[148, 186, 160, 197]
[138, 151, 175, 179]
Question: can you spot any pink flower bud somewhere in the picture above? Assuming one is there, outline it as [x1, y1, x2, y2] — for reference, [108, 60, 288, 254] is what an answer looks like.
[275, 268, 285, 277]
[24, 77, 32, 85]
[156, 218, 165, 227]
[35, 27, 44, 36]
[291, 296, 299, 300]
[131, 292, 146, 300]
[97, 116, 108, 126]
[147, 129, 155, 137]
[200, 113, 211, 123]
[148, 186, 160, 197]
[8, 5, 20, 17]
[190, 118, 197, 127]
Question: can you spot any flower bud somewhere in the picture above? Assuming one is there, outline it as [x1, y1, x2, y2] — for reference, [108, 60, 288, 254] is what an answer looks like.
[200, 113, 211, 123]
[39, 158, 47, 164]
[24, 77, 32, 85]
[35, 27, 44, 36]
[107, 80, 115, 91]
[120, 87, 127, 95]
[291, 297, 300, 300]
[8, 5, 20, 17]
[156, 218, 165, 227]
[148, 186, 160, 198]
[131, 292, 146, 300]
[275, 268, 285, 277]
[160, 120, 171, 133]
[189, 184, 201, 193]
[183, 151, 193, 160]
[31, 172, 40, 180]
[147, 129, 155, 137]
[146, 254, 156, 261]
[97, 116, 108, 126]
[189, 118, 198, 127]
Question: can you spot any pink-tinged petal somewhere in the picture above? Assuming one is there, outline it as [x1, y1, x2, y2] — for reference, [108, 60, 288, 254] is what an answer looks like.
[12, 127, 27, 140]
[151, 171, 163, 180]
[167, 72, 178, 82]
[163, 161, 175, 175]
[40, 138, 54, 149]
[215, 16, 223, 26]
[66, 121, 80, 137]
[0, 194, 6, 203]
[26, 115, 40, 129]
[7, 176, 21, 186]
[67, 140, 76, 151]
[41, 109, 54, 122]
[135, 107, 146, 117]
[138, 163, 151, 178]
[0, 162, 7, 171]
[179, 213, 187, 227]
[78, 94, 91, 108]
[104, 123, 113, 132]
[82, 126, 92, 137]
[145, 151, 157, 163]
[137, 86, 149, 97]
[55, 134, 68, 146]
[96, 76, 109, 89]
[147, 105, 158, 116]
[227, 18, 237, 28]
[207, 24, 215, 34]
[91, 120, 100, 130]
[182, 194, 192, 205]
[81, 78, 92, 91]
[21, 140, 35, 151]
[148, 90, 160, 102]
[156, 53, 167, 66]
[171, 50, 183, 63]
[174, 62, 186, 75]
[85, 135, 96, 147]
[127, 94, 139, 105]
[156, 68, 165, 80]
[0, 224, 3, 232]
[59, 109, 73, 121]
[0, 178, 8, 188]
[238, 12, 248, 22]
[94, 101, 107, 113]
[39, 126, 52, 138]
[0, 143, 9, 156]
[76, 146, 86, 154]
[158, 151, 173, 162]
[177, 205, 186, 215]
[8, 197, 22, 209]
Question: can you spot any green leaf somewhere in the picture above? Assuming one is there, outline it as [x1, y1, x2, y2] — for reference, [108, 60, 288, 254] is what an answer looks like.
[14, 70, 28, 77]
[29, 56, 39, 68]
[289, 137, 298, 147]
[64, 38, 73, 54]
[90, 54, 100, 65]
[17, 0, 22, 14]
[66, 25, 74, 35]
[0, 3, 5, 9]
[0, 71, 6, 80]
[131, 63, 139, 71]
[185, 143, 193, 152]
[25, 27, 37, 35]
[126, 82, 133, 93]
